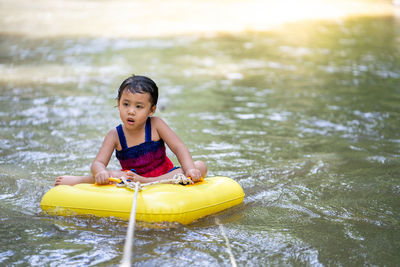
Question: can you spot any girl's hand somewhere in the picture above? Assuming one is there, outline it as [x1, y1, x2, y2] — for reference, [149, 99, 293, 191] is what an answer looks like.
[126, 171, 146, 183]
[95, 170, 110, 185]
[186, 168, 202, 182]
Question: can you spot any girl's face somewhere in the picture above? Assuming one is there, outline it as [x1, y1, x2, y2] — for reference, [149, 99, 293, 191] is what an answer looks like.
[118, 90, 156, 130]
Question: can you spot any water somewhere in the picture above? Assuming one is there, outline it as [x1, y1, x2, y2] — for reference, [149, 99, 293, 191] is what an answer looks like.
[1, 1, 400, 266]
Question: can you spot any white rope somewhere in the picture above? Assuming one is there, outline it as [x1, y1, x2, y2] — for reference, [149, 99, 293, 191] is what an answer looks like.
[141, 173, 192, 187]
[215, 218, 237, 267]
[116, 173, 192, 189]
[118, 173, 192, 266]
[120, 181, 140, 267]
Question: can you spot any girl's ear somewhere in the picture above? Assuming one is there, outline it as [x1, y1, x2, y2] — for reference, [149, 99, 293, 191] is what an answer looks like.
[150, 105, 157, 116]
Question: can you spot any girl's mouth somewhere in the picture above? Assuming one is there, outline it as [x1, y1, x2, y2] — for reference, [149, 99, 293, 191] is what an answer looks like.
[127, 118, 135, 124]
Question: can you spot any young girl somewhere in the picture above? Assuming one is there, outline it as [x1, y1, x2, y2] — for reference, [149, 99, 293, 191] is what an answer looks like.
[55, 75, 207, 186]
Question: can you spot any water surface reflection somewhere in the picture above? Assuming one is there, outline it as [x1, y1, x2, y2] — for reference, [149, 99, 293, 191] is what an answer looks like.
[1, 7, 400, 267]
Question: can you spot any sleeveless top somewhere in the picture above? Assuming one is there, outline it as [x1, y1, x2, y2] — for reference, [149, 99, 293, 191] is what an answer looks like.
[115, 117, 174, 177]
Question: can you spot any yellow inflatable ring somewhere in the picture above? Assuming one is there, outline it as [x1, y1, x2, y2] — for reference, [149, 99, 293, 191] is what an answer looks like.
[41, 176, 245, 225]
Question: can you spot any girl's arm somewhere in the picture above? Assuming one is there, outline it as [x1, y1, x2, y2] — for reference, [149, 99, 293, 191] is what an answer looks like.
[91, 129, 117, 184]
[152, 117, 201, 180]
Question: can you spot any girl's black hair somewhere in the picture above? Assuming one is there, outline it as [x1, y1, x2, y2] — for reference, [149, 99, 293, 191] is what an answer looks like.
[117, 75, 158, 106]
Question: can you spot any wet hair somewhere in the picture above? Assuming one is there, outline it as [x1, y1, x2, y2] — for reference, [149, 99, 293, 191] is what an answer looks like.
[117, 75, 158, 106]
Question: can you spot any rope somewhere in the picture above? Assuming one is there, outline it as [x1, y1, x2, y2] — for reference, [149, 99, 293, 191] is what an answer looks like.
[115, 173, 193, 189]
[215, 218, 237, 267]
[117, 173, 192, 266]
[120, 181, 140, 267]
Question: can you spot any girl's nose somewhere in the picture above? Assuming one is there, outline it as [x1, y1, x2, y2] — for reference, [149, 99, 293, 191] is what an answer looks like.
[128, 107, 135, 115]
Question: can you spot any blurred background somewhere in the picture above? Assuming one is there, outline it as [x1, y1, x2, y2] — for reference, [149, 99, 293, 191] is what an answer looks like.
[1, 0, 399, 266]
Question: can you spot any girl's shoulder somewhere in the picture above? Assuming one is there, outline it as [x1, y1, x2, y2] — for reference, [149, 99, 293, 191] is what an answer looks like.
[150, 116, 171, 140]
[150, 116, 163, 125]
[106, 127, 122, 150]
[150, 116, 170, 130]
[106, 127, 118, 137]
[104, 128, 119, 145]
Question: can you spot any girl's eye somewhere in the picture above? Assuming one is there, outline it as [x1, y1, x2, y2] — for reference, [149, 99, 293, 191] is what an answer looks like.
[136, 105, 143, 109]
[123, 103, 129, 107]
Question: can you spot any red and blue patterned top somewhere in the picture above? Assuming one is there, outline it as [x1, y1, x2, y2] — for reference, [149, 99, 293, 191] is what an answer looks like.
[115, 117, 176, 177]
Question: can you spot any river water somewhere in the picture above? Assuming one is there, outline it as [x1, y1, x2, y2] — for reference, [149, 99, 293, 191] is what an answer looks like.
[1, 1, 400, 266]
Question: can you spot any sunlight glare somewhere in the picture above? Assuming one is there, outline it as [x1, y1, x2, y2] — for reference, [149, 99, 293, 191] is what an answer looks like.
[0, 0, 395, 38]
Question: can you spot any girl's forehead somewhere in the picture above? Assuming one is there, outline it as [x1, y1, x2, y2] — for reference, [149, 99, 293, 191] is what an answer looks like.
[120, 90, 151, 102]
